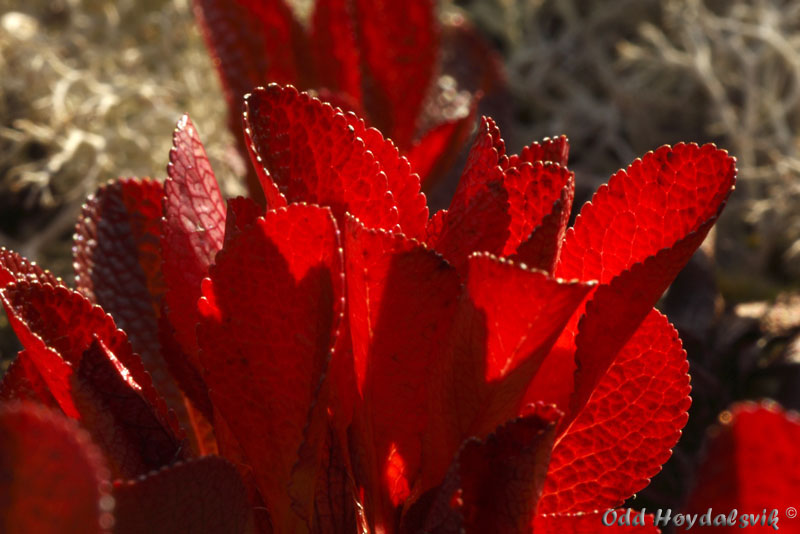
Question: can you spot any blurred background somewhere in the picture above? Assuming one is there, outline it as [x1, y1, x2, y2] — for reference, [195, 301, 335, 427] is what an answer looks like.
[0, 0, 798, 522]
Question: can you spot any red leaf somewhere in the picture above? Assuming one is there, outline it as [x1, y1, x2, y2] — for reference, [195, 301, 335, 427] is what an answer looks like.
[224, 196, 262, 246]
[552, 144, 734, 424]
[243, 85, 401, 233]
[0, 351, 59, 409]
[310, 0, 361, 104]
[2, 282, 144, 380]
[194, 0, 308, 105]
[197, 204, 344, 531]
[447, 117, 507, 210]
[508, 135, 569, 168]
[406, 103, 478, 192]
[533, 511, 659, 533]
[162, 114, 227, 363]
[0, 402, 111, 534]
[555, 143, 735, 284]
[538, 310, 690, 513]
[0, 283, 186, 473]
[73, 179, 187, 423]
[424, 255, 592, 491]
[312, 422, 360, 534]
[512, 174, 574, 273]
[343, 215, 461, 526]
[342, 114, 429, 240]
[0, 247, 61, 289]
[353, 0, 438, 148]
[419, 405, 561, 534]
[112, 456, 252, 534]
[72, 338, 187, 479]
[502, 162, 573, 256]
[685, 402, 800, 533]
[427, 179, 510, 273]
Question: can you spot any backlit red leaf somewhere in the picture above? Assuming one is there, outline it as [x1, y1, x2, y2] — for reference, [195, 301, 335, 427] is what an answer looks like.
[512, 174, 574, 273]
[343, 215, 461, 526]
[554, 144, 735, 423]
[502, 162, 573, 256]
[162, 114, 227, 363]
[0, 351, 59, 409]
[556, 143, 735, 283]
[244, 85, 401, 233]
[419, 405, 560, 534]
[197, 204, 344, 531]
[0, 402, 111, 534]
[194, 0, 307, 103]
[310, 0, 361, 103]
[354, 0, 438, 148]
[112, 456, 252, 534]
[0, 247, 61, 289]
[342, 114, 429, 240]
[424, 255, 592, 491]
[539, 310, 690, 513]
[685, 402, 800, 533]
[508, 135, 569, 168]
[406, 105, 478, 192]
[72, 338, 187, 479]
[73, 178, 186, 421]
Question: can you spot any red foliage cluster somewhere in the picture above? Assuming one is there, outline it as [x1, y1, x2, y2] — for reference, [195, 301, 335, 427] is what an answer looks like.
[0, 82, 740, 533]
[193, 0, 503, 193]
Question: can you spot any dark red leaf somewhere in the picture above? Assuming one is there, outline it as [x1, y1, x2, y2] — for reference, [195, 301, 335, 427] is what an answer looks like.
[406, 103, 478, 192]
[224, 196, 262, 246]
[419, 404, 560, 534]
[353, 0, 438, 148]
[343, 215, 461, 526]
[197, 204, 344, 531]
[71, 338, 187, 479]
[162, 114, 226, 363]
[685, 402, 800, 533]
[312, 422, 360, 534]
[194, 0, 308, 104]
[243, 85, 402, 233]
[0, 351, 59, 409]
[0, 247, 61, 289]
[0, 283, 186, 471]
[310, 0, 361, 104]
[112, 456, 252, 534]
[0, 402, 111, 534]
[73, 178, 187, 425]
[538, 310, 690, 513]
[533, 511, 659, 533]
[424, 255, 592, 491]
